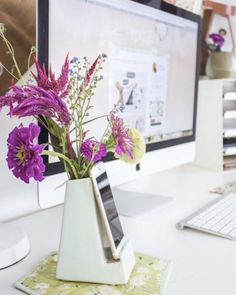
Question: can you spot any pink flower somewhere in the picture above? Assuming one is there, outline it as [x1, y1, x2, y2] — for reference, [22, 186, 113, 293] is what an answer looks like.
[85, 57, 99, 85]
[110, 115, 134, 159]
[7, 123, 45, 183]
[82, 54, 106, 88]
[32, 55, 70, 99]
[80, 140, 107, 162]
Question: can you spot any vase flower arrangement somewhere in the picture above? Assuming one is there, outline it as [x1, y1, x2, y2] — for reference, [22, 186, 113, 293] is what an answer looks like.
[0, 24, 145, 184]
[207, 28, 227, 52]
[205, 27, 236, 79]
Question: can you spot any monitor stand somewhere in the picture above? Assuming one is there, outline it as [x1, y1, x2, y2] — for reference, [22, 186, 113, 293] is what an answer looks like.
[112, 187, 173, 217]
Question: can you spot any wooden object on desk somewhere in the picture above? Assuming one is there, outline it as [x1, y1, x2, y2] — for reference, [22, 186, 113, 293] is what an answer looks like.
[200, 8, 214, 75]
[200, 1, 236, 75]
[204, 0, 236, 51]
[204, 1, 236, 16]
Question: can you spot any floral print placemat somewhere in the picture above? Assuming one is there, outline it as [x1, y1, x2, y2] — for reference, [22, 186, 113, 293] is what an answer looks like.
[15, 252, 172, 295]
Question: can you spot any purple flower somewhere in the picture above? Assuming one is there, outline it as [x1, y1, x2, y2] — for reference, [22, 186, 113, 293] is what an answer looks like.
[209, 33, 225, 47]
[7, 123, 45, 183]
[0, 85, 71, 125]
[32, 55, 70, 99]
[110, 115, 134, 159]
[80, 140, 107, 162]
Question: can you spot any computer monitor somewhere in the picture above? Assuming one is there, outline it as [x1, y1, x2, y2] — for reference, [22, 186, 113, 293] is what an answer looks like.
[37, 0, 201, 212]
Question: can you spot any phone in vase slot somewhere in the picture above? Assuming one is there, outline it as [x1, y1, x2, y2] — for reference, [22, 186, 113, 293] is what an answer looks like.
[90, 161, 125, 260]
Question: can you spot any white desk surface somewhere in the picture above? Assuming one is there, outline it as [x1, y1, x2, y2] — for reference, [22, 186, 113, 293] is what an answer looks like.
[1, 164, 236, 295]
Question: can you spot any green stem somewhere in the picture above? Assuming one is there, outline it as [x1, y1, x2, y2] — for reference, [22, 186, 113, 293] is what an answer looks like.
[35, 116, 51, 133]
[42, 150, 79, 179]
[81, 143, 99, 178]
[0, 62, 19, 81]
[82, 147, 102, 177]
[83, 114, 107, 125]
[100, 124, 110, 143]
[0, 30, 22, 80]
[28, 46, 36, 71]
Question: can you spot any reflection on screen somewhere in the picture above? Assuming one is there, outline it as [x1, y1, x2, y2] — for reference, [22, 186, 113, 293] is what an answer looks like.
[96, 172, 124, 247]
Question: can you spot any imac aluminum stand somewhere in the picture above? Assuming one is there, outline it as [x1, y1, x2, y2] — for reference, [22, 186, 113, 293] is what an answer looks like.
[112, 188, 173, 217]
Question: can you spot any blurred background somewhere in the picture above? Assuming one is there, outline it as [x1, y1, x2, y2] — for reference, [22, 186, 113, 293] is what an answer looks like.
[0, 0, 35, 95]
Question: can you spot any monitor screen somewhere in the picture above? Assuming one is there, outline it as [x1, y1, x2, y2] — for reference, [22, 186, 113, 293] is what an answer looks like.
[38, 0, 200, 175]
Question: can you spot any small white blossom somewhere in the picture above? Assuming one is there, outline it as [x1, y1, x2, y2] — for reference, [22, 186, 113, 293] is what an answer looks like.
[129, 275, 145, 288]
[152, 260, 167, 271]
[136, 266, 150, 274]
[58, 284, 72, 291]
[97, 285, 122, 295]
[27, 271, 38, 278]
[34, 283, 50, 295]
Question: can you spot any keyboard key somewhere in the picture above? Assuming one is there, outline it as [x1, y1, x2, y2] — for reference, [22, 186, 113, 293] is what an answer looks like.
[228, 227, 236, 238]
[219, 217, 236, 235]
[210, 209, 236, 232]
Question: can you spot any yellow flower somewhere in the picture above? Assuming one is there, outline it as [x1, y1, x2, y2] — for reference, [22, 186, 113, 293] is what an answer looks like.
[119, 128, 146, 164]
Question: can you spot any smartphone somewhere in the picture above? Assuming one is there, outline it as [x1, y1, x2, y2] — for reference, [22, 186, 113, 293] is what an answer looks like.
[90, 162, 125, 260]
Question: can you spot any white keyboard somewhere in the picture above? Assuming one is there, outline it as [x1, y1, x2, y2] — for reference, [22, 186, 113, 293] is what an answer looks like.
[176, 192, 236, 240]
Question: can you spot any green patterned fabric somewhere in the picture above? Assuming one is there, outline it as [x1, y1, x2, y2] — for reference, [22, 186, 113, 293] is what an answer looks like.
[15, 252, 172, 295]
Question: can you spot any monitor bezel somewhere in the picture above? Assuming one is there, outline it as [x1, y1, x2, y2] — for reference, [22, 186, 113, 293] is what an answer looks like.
[37, 0, 201, 176]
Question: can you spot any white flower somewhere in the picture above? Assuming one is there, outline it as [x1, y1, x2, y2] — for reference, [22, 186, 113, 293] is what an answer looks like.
[41, 257, 49, 265]
[27, 271, 38, 278]
[97, 285, 122, 295]
[136, 266, 150, 274]
[34, 283, 50, 295]
[152, 260, 167, 271]
[58, 284, 72, 291]
[129, 275, 145, 288]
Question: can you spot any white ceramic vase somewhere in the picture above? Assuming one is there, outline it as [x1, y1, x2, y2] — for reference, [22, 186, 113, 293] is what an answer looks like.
[56, 177, 135, 284]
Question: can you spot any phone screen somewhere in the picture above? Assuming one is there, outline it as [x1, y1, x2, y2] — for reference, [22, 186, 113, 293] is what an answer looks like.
[96, 172, 124, 248]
